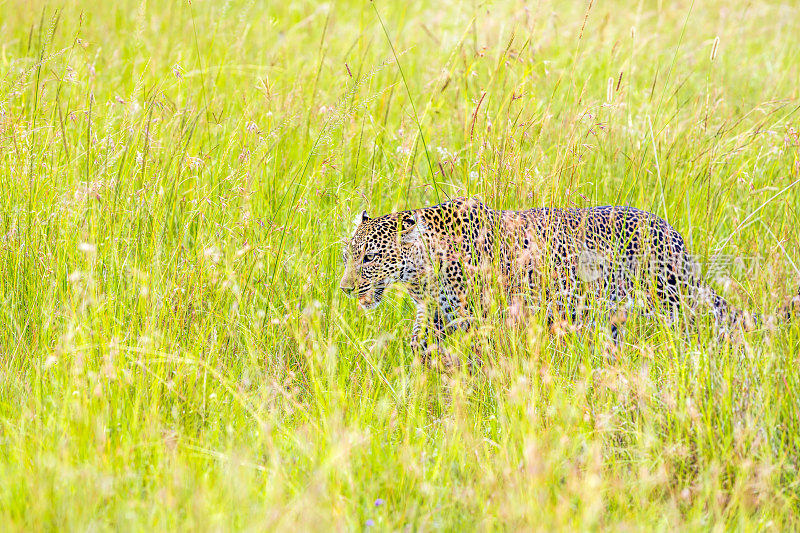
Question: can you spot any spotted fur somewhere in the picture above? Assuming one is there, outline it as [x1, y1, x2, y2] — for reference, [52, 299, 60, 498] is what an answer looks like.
[339, 197, 795, 362]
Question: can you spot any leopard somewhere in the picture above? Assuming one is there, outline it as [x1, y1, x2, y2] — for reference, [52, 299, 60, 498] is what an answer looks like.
[339, 197, 799, 366]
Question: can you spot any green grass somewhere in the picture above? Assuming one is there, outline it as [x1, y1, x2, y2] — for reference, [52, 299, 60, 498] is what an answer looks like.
[1, 0, 800, 529]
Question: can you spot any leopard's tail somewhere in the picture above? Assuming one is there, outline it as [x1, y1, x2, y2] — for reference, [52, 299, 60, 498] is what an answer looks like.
[779, 283, 800, 321]
[706, 283, 800, 332]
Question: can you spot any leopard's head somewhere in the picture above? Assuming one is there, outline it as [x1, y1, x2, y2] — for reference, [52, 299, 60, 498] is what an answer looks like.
[339, 210, 425, 310]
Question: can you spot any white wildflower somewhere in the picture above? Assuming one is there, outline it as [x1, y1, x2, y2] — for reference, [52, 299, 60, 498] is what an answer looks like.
[77, 242, 97, 255]
[204, 246, 222, 264]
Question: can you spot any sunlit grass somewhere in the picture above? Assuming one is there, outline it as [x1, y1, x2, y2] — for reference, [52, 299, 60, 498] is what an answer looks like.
[1, 0, 799, 529]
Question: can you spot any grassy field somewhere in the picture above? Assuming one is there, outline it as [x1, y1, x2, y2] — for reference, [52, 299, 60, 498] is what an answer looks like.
[1, 0, 800, 529]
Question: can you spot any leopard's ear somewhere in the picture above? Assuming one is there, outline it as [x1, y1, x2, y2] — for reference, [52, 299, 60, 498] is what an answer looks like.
[400, 213, 415, 231]
[400, 212, 425, 243]
[353, 210, 369, 226]
[351, 210, 369, 235]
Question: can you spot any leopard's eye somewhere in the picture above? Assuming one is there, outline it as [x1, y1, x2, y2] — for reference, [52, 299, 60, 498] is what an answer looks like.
[363, 253, 376, 263]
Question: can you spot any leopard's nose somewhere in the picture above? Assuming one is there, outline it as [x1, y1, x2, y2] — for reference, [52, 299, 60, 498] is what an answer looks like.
[340, 284, 355, 296]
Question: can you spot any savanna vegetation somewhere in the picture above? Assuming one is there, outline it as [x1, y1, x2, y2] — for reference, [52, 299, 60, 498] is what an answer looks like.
[1, 0, 800, 529]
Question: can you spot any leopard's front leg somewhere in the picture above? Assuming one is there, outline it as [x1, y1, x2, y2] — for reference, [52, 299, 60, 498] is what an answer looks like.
[429, 264, 476, 370]
[436, 262, 473, 335]
[408, 263, 472, 371]
[408, 292, 461, 370]
[410, 300, 430, 365]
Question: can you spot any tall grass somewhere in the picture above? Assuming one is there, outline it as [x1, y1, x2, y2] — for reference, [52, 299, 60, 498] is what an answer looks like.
[1, 0, 799, 529]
